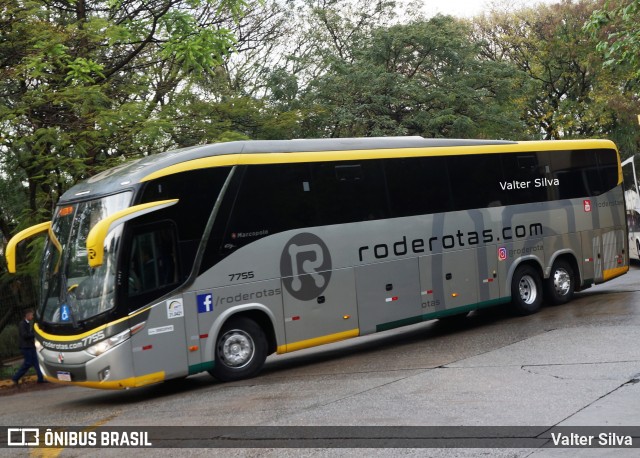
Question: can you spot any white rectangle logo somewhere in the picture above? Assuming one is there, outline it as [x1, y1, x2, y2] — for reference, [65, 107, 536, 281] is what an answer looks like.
[148, 325, 174, 335]
[56, 371, 71, 382]
[7, 428, 40, 446]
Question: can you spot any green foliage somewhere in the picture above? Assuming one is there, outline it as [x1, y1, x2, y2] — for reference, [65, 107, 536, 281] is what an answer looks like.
[0, 0, 249, 244]
[475, 0, 639, 151]
[0, 0, 252, 294]
[302, 15, 524, 138]
[0, 325, 19, 361]
[159, 11, 236, 75]
[65, 58, 106, 84]
[586, 0, 640, 77]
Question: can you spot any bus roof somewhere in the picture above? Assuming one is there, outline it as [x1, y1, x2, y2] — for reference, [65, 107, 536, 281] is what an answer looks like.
[61, 136, 617, 202]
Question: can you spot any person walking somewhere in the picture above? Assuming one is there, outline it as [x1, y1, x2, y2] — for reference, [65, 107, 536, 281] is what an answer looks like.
[11, 309, 45, 386]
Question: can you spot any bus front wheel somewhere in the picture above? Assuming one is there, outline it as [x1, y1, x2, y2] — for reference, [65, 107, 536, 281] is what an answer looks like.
[544, 259, 575, 305]
[511, 264, 542, 315]
[209, 316, 267, 382]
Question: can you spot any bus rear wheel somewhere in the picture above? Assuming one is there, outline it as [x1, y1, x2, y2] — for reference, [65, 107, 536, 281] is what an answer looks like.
[544, 259, 574, 305]
[209, 316, 267, 382]
[511, 264, 542, 316]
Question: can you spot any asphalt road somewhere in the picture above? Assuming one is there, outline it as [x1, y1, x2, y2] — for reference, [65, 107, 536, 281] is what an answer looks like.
[3, 264, 640, 457]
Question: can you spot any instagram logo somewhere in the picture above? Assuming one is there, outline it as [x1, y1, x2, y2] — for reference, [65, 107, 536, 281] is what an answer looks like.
[498, 247, 507, 261]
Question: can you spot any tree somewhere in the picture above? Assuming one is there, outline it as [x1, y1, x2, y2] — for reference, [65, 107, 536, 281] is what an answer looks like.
[586, 0, 640, 78]
[473, 0, 639, 153]
[0, 0, 248, 244]
[0, 0, 252, 321]
[158, 1, 306, 143]
[584, 0, 640, 156]
[300, 15, 525, 138]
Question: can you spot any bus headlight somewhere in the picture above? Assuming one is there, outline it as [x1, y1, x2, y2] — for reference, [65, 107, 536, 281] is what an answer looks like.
[86, 329, 131, 357]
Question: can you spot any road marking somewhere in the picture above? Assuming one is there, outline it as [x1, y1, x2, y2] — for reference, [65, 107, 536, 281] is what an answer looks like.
[29, 412, 121, 458]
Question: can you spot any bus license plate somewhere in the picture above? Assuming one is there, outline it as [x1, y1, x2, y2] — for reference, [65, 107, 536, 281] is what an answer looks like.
[57, 371, 71, 382]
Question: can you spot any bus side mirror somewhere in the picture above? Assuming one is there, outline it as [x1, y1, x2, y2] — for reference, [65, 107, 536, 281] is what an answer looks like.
[5, 221, 52, 274]
[86, 199, 179, 268]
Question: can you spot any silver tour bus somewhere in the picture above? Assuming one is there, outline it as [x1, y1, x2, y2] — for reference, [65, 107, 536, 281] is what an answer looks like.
[5, 137, 628, 389]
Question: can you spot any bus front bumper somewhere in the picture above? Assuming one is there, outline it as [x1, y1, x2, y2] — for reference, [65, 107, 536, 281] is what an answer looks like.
[38, 341, 165, 390]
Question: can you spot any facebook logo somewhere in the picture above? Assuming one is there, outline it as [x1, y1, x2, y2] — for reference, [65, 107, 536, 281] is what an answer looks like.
[197, 293, 214, 313]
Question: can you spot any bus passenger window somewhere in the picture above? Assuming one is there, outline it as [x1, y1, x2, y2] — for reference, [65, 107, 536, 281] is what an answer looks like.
[128, 225, 178, 296]
[500, 153, 550, 204]
[598, 149, 620, 193]
[449, 154, 505, 211]
[312, 161, 389, 225]
[551, 150, 601, 198]
[385, 156, 452, 217]
[335, 165, 363, 182]
[221, 164, 315, 253]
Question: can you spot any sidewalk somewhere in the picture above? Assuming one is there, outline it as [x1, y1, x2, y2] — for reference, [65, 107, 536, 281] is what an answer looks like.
[0, 374, 62, 396]
[0, 374, 40, 389]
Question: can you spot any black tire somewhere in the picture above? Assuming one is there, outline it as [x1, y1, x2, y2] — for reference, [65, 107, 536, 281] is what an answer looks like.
[209, 316, 267, 382]
[544, 259, 575, 305]
[510, 264, 543, 316]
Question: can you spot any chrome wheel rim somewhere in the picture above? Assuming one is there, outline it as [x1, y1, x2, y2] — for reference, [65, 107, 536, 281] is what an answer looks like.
[519, 275, 537, 305]
[553, 268, 571, 296]
[218, 330, 254, 368]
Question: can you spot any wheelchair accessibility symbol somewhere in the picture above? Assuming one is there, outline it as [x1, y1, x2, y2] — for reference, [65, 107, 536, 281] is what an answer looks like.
[60, 304, 71, 322]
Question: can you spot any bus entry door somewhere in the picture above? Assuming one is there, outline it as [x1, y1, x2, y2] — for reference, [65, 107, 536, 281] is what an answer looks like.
[131, 296, 188, 381]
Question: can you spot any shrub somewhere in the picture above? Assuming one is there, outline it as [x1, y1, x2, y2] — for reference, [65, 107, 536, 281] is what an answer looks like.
[0, 324, 19, 361]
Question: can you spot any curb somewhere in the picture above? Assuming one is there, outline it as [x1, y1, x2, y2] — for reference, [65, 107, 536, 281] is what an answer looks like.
[0, 374, 38, 389]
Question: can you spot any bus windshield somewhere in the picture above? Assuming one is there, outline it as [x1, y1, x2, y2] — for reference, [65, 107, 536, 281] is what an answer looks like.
[39, 192, 133, 325]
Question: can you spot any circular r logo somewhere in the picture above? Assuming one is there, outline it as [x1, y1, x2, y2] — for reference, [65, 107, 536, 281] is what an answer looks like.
[280, 233, 332, 301]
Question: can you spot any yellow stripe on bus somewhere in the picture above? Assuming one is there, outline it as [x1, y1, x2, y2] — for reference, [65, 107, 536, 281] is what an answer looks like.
[86, 199, 179, 268]
[603, 265, 629, 281]
[141, 139, 618, 182]
[34, 306, 151, 342]
[277, 328, 360, 354]
[44, 371, 165, 390]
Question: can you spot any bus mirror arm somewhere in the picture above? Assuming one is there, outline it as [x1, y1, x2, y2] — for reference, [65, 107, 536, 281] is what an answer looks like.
[5, 221, 52, 274]
[86, 199, 179, 269]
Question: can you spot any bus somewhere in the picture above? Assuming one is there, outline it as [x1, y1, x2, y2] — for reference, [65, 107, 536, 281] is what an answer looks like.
[622, 155, 640, 261]
[5, 137, 628, 389]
